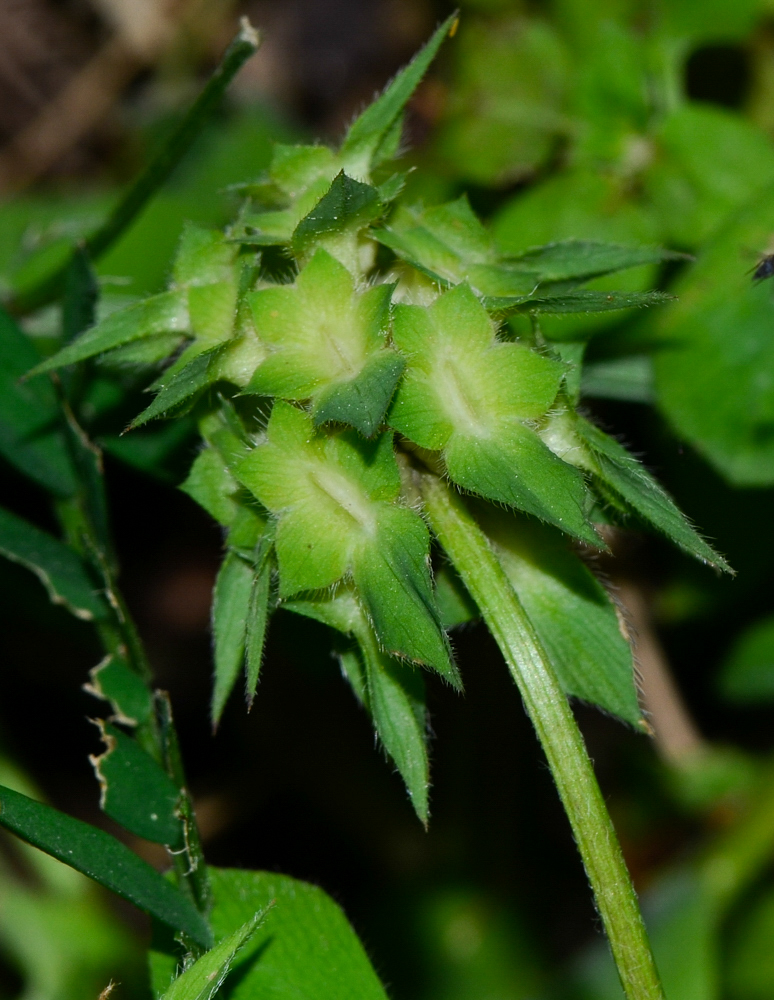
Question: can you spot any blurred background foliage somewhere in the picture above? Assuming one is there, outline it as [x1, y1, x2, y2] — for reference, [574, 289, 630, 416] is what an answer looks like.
[4, 0, 774, 998]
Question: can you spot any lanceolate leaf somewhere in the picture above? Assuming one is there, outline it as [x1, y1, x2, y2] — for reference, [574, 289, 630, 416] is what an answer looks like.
[91, 722, 184, 847]
[574, 416, 731, 572]
[0, 308, 77, 497]
[0, 784, 212, 948]
[245, 538, 272, 705]
[479, 505, 642, 726]
[159, 908, 270, 1000]
[504, 240, 687, 284]
[339, 12, 459, 177]
[0, 505, 108, 620]
[491, 288, 673, 314]
[211, 550, 254, 726]
[131, 350, 223, 429]
[27, 290, 189, 377]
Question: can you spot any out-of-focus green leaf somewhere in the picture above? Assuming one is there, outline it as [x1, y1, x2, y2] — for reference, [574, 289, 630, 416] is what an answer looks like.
[645, 104, 774, 248]
[211, 550, 254, 726]
[85, 654, 154, 727]
[0, 505, 108, 620]
[434, 16, 568, 186]
[726, 886, 774, 999]
[150, 867, 390, 1000]
[160, 909, 268, 1000]
[0, 307, 77, 496]
[27, 290, 189, 377]
[718, 616, 774, 703]
[62, 247, 98, 344]
[339, 12, 458, 177]
[0, 784, 212, 948]
[479, 505, 641, 725]
[573, 416, 730, 571]
[581, 355, 655, 403]
[91, 722, 183, 847]
[434, 562, 478, 629]
[653, 186, 774, 486]
[100, 418, 196, 481]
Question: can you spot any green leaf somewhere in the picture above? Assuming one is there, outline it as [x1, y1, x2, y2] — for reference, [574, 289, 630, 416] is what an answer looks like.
[0, 504, 108, 620]
[504, 240, 687, 284]
[246, 250, 400, 434]
[160, 910, 269, 1000]
[292, 171, 383, 249]
[152, 867, 389, 1000]
[434, 563, 478, 629]
[479, 505, 641, 726]
[180, 448, 241, 528]
[372, 196, 539, 297]
[494, 288, 672, 315]
[0, 784, 212, 948]
[353, 506, 460, 686]
[718, 616, 774, 704]
[245, 554, 271, 707]
[62, 246, 99, 343]
[131, 350, 223, 428]
[91, 722, 184, 847]
[573, 416, 730, 571]
[0, 307, 77, 497]
[173, 224, 239, 288]
[652, 185, 774, 486]
[27, 290, 189, 377]
[339, 12, 459, 177]
[84, 654, 154, 727]
[312, 349, 405, 437]
[645, 104, 774, 248]
[211, 551, 254, 726]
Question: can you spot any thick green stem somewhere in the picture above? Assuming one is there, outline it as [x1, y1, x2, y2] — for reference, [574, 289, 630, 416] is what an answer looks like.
[8, 18, 260, 316]
[419, 473, 664, 1000]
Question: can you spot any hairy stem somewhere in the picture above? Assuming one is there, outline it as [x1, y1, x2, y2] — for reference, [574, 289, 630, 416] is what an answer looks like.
[419, 473, 664, 1000]
[8, 18, 260, 316]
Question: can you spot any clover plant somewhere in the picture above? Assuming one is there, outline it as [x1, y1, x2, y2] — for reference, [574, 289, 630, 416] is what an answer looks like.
[0, 14, 736, 1000]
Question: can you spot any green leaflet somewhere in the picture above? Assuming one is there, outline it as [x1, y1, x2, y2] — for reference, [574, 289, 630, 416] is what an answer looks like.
[211, 551, 254, 726]
[0, 784, 211, 948]
[492, 288, 673, 315]
[434, 563, 478, 629]
[173, 223, 240, 288]
[503, 240, 687, 284]
[339, 12, 459, 178]
[286, 588, 430, 821]
[717, 616, 774, 704]
[652, 185, 774, 486]
[150, 868, 390, 1000]
[0, 307, 77, 497]
[132, 350, 223, 428]
[27, 290, 190, 377]
[0, 505, 108, 620]
[235, 403, 455, 680]
[292, 171, 383, 250]
[373, 196, 540, 297]
[245, 547, 271, 705]
[645, 103, 774, 248]
[389, 283, 599, 544]
[479, 505, 641, 726]
[85, 654, 154, 727]
[571, 415, 731, 571]
[581, 355, 655, 404]
[91, 722, 184, 847]
[159, 909, 269, 1000]
[246, 249, 401, 436]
